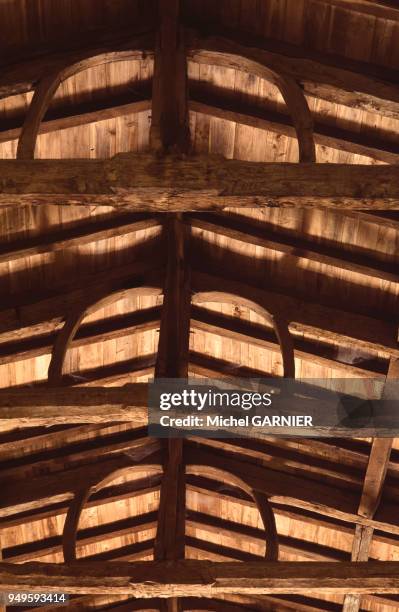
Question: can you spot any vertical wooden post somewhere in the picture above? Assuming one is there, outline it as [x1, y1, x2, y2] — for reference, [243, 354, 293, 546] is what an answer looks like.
[154, 216, 190, 612]
[151, 4, 191, 610]
[150, 0, 190, 153]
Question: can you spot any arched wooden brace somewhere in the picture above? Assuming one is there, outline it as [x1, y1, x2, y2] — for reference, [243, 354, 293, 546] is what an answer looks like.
[187, 41, 316, 162]
[192, 290, 295, 378]
[62, 460, 278, 563]
[186, 464, 279, 561]
[48, 285, 162, 385]
[17, 44, 153, 160]
[62, 460, 163, 562]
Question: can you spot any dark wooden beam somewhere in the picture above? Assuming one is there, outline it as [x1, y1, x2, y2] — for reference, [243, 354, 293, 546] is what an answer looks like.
[0, 213, 159, 264]
[3, 84, 398, 164]
[0, 92, 152, 145]
[150, 0, 189, 153]
[0, 300, 387, 379]
[192, 271, 399, 357]
[185, 446, 399, 535]
[1, 155, 399, 209]
[0, 306, 160, 366]
[2, 560, 399, 595]
[187, 29, 399, 121]
[190, 305, 387, 379]
[154, 217, 191, 612]
[151, 7, 191, 605]
[0, 386, 148, 426]
[0, 258, 162, 341]
[189, 212, 399, 283]
[4, 511, 158, 563]
[342, 358, 398, 612]
[190, 95, 399, 164]
[0, 27, 155, 99]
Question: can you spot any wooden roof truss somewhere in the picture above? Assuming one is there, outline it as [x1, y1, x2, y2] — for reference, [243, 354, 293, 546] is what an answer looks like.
[0, 1, 398, 611]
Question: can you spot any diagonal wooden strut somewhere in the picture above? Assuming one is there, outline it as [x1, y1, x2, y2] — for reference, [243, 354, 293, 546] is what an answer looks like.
[342, 358, 398, 612]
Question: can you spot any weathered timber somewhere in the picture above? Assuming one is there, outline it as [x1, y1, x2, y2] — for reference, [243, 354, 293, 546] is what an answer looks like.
[0, 155, 399, 209]
[187, 29, 399, 121]
[153, 215, 190, 612]
[0, 453, 162, 518]
[150, 0, 190, 153]
[2, 561, 399, 595]
[342, 359, 397, 612]
[0, 387, 148, 426]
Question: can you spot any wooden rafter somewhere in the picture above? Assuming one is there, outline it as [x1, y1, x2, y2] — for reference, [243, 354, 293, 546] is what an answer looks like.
[2, 85, 398, 164]
[186, 29, 399, 121]
[0, 27, 155, 98]
[191, 271, 399, 356]
[189, 93, 399, 165]
[189, 212, 399, 283]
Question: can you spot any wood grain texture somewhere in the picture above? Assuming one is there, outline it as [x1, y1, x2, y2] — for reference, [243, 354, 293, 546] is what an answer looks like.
[1, 155, 399, 209]
[191, 271, 399, 356]
[0, 386, 149, 426]
[2, 560, 399, 595]
[187, 30, 399, 120]
[0, 28, 155, 98]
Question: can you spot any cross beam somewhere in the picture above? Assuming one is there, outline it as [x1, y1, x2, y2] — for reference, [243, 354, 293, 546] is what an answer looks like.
[0, 155, 399, 209]
[1, 561, 399, 596]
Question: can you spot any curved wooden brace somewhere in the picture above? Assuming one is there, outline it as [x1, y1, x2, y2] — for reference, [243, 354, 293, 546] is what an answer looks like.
[17, 47, 152, 160]
[48, 285, 162, 385]
[186, 464, 279, 561]
[192, 290, 295, 378]
[187, 43, 316, 162]
[63, 462, 163, 562]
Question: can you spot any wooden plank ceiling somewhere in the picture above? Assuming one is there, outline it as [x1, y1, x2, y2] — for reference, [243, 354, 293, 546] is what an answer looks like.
[0, 0, 398, 611]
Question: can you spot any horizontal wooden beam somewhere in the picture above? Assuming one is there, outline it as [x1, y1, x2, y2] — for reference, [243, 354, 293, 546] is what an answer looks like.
[0, 387, 148, 427]
[1, 154, 399, 209]
[2, 560, 399, 595]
